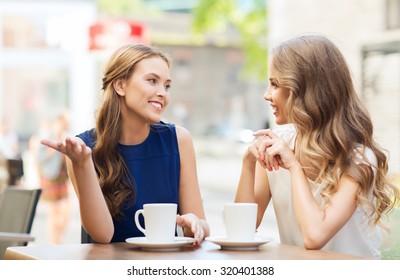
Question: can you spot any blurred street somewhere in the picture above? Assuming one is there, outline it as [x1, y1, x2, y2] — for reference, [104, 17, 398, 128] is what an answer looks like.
[29, 152, 280, 246]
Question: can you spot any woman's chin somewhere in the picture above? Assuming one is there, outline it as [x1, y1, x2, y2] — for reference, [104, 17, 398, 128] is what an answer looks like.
[149, 116, 162, 123]
[275, 119, 288, 126]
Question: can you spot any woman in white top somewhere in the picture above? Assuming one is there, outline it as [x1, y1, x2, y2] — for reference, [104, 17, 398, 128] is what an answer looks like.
[235, 34, 399, 258]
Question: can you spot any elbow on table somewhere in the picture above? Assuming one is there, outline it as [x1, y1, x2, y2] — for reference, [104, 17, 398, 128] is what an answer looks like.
[301, 230, 327, 250]
[94, 236, 112, 244]
[85, 228, 114, 244]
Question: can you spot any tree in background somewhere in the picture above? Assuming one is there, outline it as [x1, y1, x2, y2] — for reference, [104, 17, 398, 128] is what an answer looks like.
[191, 0, 268, 81]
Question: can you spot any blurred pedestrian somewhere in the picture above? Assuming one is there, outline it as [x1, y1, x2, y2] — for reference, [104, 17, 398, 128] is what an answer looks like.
[37, 113, 71, 244]
[0, 118, 23, 186]
[235, 34, 399, 258]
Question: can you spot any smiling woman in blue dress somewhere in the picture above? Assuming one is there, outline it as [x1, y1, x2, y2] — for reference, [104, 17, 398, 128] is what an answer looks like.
[235, 34, 399, 258]
[41, 44, 210, 245]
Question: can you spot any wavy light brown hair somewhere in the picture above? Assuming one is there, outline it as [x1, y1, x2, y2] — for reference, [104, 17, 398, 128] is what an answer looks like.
[93, 44, 171, 219]
[270, 34, 399, 227]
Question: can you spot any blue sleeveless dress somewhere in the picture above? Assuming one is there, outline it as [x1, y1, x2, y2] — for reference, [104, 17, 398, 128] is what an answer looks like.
[77, 122, 180, 242]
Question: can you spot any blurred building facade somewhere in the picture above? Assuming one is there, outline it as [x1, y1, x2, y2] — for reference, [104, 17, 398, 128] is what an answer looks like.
[268, 0, 400, 174]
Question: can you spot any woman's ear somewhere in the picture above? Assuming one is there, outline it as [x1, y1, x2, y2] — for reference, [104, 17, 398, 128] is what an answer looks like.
[113, 79, 126, 96]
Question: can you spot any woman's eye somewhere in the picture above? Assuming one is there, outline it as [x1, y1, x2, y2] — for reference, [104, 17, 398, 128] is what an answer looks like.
[165, 84, 171, 91]
[148, 79, 157, 84]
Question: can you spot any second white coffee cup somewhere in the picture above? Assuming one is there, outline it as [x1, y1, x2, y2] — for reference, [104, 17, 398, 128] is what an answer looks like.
[224, 202, 258, 242]
[134, 203, 177, 243]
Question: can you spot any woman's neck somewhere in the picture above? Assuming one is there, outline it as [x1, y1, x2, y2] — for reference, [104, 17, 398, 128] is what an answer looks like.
[119, 121, 151, 145]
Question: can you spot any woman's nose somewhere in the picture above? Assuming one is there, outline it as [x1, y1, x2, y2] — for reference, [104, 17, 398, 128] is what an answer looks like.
[157, 86, 168, 97]
[264, 88, 271, 101]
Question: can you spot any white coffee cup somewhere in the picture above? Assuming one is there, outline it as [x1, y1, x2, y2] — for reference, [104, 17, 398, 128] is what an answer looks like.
[134, 203, 177, 243]
[224, 202, 257, 241]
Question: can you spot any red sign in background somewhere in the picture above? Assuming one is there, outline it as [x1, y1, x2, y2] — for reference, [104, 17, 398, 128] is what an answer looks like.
[89, 20, 149, 50]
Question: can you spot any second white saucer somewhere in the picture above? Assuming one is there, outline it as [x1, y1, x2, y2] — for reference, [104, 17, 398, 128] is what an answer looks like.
[206, 235, 273, 251]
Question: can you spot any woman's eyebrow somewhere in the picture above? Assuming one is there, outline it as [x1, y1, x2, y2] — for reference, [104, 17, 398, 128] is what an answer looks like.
[146, 72, 171, 82]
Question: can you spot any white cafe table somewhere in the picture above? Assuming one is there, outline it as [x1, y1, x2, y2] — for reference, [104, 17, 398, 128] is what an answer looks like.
[3, 240, 365, 260]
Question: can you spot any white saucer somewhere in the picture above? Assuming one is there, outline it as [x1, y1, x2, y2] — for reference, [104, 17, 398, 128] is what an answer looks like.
[125, 236, 195, 251]
[206, 235, 273, 251]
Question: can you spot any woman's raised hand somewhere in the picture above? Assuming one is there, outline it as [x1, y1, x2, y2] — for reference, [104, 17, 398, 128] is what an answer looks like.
[40, 136, 92, 165]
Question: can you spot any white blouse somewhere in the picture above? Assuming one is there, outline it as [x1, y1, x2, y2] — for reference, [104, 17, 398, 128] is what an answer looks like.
[266, 124, 382, 259]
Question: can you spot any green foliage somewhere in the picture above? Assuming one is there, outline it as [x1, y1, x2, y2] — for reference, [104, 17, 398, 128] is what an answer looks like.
[192, 0, 268, 81]
[96, 0, 158, 16]
[381, 207, 400, 259]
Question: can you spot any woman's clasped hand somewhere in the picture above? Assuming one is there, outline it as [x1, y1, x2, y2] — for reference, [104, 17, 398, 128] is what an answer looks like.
[247, 129, 297, 171]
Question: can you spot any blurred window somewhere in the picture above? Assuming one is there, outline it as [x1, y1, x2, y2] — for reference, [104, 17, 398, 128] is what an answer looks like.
[2, 14, 47, 49]
[386, 0, 400, 29]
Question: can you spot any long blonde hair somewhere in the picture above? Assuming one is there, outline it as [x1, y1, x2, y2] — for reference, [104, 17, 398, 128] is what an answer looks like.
[94, 44, 170, 219]
[270, 34, 398, 226]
